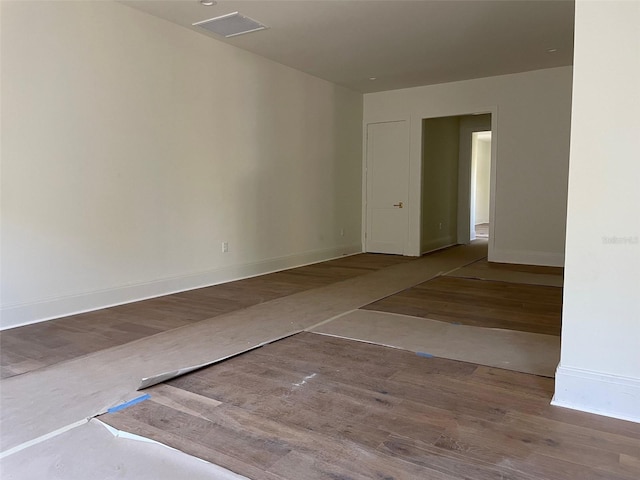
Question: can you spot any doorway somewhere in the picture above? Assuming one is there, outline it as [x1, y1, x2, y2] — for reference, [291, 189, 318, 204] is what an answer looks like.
[470, 131, 492, 240]
[420, 113, 492, 254]
[456, 113, 493, 246]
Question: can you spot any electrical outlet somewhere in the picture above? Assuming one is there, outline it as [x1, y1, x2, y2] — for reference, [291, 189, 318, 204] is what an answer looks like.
[340, 228, 345, 237]
[222, 241, 228, 253]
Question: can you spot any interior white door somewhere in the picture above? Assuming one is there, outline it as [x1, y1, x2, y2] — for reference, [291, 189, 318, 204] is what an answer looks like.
[365, 121, 410, 254]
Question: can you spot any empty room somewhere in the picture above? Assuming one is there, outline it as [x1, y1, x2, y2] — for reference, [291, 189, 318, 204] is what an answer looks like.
[1, 1, 638, 479]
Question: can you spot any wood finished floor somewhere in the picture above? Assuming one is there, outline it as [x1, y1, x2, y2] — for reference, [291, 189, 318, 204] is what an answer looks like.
[363, 276, 563, 336]
[459, 259, 564, 277]
[0, 253, 417, 379]
[102, 333, 640, 480]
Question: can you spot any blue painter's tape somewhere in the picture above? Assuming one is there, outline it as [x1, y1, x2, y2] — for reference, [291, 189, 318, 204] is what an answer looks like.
[107, 394, 151, 414]
[416, 352, 434, 358]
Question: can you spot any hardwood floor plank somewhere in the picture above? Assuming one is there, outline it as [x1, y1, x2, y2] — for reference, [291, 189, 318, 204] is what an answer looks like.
[146, 384, 222, 419]
[265, 450, 374, 480]
[115, 402, 292, 470]
[99, 334, 640, 480]
[252, 331, 479, 381]
[0, 253, 415, 379]
[620, 453, 640, 471]
[378, 434, 537, 480]
[388, 369, 549, 417]
[433, 434, 632, 480]
[468, 366, 555, 400]
[502, 411, 640, 458]
[102, 413, 283, 480]
[167, 351, 510, 429]
[363, 276, 563, 335]
[168, 369, 419, 449]
[465, 259, 564, 276]
[437, 414, 637, 479]
[106, 400, 457, 480]
[541, 405, 640, 441]
[268, 448, 460, 480]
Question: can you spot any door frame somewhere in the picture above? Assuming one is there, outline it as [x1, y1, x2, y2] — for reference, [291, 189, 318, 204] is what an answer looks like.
[409, 107, 498, 258]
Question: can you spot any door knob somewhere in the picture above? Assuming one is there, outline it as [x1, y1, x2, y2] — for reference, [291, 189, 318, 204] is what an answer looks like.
[393, 202, 404, 208]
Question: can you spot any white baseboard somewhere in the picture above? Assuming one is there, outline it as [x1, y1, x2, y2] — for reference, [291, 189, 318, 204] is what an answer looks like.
[0, 244, 362, 331]
[552, 365, 640, 423]
[490, 248, 565, 267]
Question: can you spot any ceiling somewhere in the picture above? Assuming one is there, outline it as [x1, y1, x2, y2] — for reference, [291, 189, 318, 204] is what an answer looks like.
[121, 0, 575, 94]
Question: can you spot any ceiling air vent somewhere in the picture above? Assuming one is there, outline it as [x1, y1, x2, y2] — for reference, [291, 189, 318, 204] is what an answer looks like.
[193, 12, 268, 38]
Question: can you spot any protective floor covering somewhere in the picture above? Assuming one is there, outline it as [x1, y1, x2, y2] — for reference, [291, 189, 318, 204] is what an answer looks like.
[0, 419, 248, 480]
[0, 241, 486, 454]
[310, 309, 560, 377]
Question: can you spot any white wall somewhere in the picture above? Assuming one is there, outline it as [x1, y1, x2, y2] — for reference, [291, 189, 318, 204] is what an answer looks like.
[364, 67, 573, 264]
[553, 0, 640, 423]
[0, 1, 363, 329]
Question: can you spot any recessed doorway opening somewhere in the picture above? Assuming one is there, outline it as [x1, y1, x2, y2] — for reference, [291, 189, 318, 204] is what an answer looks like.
[471, 130, 492, 241]
[420, 112, 493, 254]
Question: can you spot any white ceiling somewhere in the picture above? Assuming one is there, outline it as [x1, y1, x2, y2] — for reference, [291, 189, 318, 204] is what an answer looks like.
[121, 0, 575, 93]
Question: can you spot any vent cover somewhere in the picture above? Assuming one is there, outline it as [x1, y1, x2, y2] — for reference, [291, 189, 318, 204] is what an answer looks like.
[193, 12, 268, 38]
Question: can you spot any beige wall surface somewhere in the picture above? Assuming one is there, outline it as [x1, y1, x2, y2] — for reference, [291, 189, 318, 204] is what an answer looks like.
[364, 66, 573, 264]
[0, 1, 363, 328]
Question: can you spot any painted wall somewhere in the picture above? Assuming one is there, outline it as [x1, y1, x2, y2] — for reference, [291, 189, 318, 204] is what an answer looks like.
[421, 117, 460, 253]
[553, 0, 640, 423]
[364, 67, 573, 264]
[0, 1, 363, 329]
[473, 136, 491, 225]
